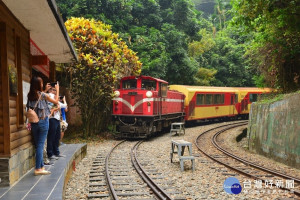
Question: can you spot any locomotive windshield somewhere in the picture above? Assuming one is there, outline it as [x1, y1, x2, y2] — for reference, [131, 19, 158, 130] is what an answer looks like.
[122, 79, 137, 89]
[141, 79, 156, 90]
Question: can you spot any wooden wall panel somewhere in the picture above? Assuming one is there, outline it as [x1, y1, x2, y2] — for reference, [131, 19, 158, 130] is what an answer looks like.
[0, 2, 29, 36]
[10, 135, 31, 150]
[0, 2, 32, 156]
[0, 52, 2, 153]
[9, 98, 16, 108]
[9, 116, 16, 125]
[0, 20, 10, 155]
[10, 108, 16, 116]
[10, 129, 29, 142]
[10, 124, 17, 133]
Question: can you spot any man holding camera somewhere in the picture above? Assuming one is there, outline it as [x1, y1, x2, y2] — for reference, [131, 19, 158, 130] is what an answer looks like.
[47, 82, 67, 160]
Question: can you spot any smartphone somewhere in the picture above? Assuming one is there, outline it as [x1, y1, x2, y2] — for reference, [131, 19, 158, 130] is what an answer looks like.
[50, 82, 57, 87]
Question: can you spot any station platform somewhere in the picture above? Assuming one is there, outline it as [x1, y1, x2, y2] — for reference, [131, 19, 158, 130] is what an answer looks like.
[0, 143, 87, 200]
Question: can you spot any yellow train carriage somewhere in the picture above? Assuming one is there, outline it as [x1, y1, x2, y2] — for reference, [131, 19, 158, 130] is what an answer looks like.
[235, 87, 272, 115]
[169, 85, 272, 121]
[169, 85, 240, 121]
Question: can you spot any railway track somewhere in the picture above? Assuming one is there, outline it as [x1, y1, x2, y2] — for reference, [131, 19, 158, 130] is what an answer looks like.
[88, 140, 185, 200]
[195, 121, 300, 197]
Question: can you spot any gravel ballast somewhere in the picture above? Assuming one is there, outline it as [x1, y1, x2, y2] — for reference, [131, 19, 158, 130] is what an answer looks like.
[65, 122, 299, 199]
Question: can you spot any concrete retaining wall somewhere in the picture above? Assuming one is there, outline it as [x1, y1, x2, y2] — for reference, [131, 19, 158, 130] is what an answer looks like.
[247, 93, 300, 169]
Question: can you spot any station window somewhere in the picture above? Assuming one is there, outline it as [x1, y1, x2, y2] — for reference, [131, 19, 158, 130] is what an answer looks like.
[205, 94, 213, 105]
[142, 79, 156, 90]
[122, 79, 137, 89]
[250, 94, 258, 102]
[196, 94, 205, 105]
[214, 94, 225, 104]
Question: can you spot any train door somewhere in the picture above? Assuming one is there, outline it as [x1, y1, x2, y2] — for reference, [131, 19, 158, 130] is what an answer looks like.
[158, 83, 167, 116]
[230, 94, 235, 116]
[241, 94, 249, 113]
[160, 83, 168, 114]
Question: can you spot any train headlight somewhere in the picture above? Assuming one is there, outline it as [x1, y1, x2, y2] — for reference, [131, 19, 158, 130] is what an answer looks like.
[146, 91, 153, 98]
[114, 90, 120, 97]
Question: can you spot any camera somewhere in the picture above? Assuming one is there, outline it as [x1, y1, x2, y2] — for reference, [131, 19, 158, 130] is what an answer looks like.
[59, 96, 64, 100]
[50, 82, 58, 87]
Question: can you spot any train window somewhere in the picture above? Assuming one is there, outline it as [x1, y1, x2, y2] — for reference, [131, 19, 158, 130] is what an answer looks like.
[206, 94, 213, 105]
[122, 79, 137, 89]
[221, 94, 225, 104]
[235, 94, 238, 103]
[196, 94, 205, 105]
[250, 94, 258, 102]
[160, 83, 168, 97]
[213, 94, 224, 104]
[142, 79, 157, 90]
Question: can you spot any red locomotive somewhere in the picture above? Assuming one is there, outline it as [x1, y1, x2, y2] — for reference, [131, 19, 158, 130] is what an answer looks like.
[112, 76, 185, 138]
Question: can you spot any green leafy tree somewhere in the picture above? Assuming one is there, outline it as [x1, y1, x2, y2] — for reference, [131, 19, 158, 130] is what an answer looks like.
[191, 28, 255, 87]
[188, 28, 215, 57]
[231, 0, 300, 91]
[160, 23, 198, 84]
[194, 67, 217, 85]
[64, 17, 141, 136]
[57, 0, 204, 84]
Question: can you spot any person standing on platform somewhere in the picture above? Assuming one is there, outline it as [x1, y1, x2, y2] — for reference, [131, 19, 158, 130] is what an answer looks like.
[27, 76, 59, 175]
[47, 86, 67, 160]
[60, 96, 68, 145]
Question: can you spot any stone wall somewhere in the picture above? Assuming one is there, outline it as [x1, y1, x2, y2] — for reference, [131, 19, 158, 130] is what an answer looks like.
[0, 145, 35, 186]
[247, 93, 300, 169]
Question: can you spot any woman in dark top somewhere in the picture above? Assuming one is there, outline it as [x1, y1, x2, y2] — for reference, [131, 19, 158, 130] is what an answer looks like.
[27, 76, 59, 175]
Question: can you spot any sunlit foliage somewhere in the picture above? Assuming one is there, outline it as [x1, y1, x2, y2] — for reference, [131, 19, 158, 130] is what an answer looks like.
[231, 0, 300, 91]
[64, 17, 141, 136]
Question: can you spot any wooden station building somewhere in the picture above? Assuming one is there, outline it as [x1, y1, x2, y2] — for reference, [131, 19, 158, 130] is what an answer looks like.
[0, 0, 77, 186]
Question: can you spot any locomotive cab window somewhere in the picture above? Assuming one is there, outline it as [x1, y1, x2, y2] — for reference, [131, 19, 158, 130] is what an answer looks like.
[122, 79, 137, 89]
[160, 83, 168, 97]
[142, 79, 156, 90]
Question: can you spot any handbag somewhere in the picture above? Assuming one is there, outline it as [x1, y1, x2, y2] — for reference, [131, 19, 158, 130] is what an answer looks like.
[60, 120, 68, 132]
[26, 94, 42, 123]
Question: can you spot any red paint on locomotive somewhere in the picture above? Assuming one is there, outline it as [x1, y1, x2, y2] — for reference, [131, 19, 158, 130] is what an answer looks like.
[112, 76, 185, 138]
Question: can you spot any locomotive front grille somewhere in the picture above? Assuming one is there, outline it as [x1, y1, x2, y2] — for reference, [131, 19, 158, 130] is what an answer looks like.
[134, 94, 143, 114]
[122, 93, 144, 114]
[122, 94, 131, 114]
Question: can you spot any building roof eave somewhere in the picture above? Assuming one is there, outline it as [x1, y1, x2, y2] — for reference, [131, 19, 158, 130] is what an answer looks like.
[3, 0, 77, 63]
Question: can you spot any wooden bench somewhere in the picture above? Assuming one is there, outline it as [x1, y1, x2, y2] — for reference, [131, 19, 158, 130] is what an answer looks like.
[170, 140, 195, 171]
[170, 122, 185, 136]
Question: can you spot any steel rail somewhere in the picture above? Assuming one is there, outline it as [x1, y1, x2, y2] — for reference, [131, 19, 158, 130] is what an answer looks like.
[213, 129, 300, 184]
[195, 122, 300, 197]
[131, 141, 174, 200]
[105, 140, 125, 200]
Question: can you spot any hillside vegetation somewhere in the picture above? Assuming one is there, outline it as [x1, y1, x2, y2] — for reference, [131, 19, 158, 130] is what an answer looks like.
[56, 0, 300, 136]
